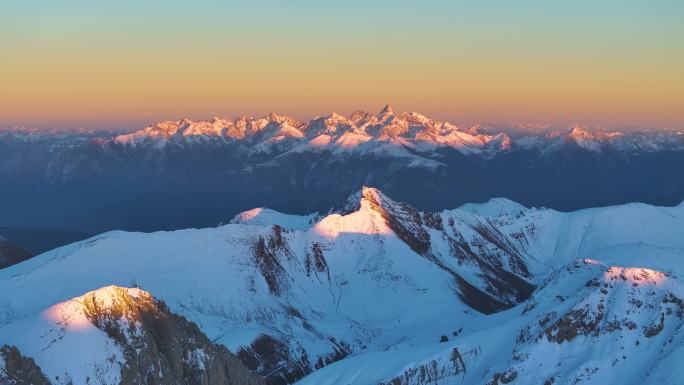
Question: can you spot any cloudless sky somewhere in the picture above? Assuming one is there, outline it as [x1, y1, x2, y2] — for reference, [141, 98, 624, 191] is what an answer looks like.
[1, 0, 683, 129]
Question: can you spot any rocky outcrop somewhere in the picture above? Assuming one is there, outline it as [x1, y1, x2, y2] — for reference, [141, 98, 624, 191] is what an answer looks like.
[236, 334, 350, 385]
[0, 345, 50, 385]
[250, 225, 296, 296]
[79, 286, 265, 385]
[378, 347, 469, 385]
[535, 267, 682, 345]
[499, 261, 684, 385]
[237, 335, 309, 385]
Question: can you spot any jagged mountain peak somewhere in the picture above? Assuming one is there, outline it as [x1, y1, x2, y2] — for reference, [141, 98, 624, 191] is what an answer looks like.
[231, 186, 408, 237]
[327, 111, 346, 121]
[3, 193, 684, 384]
[99, 107, 684, 157]
[399, 111, 434, 127]
[361, 185, 384, 200]
[562, 124, 625, 151]
[334, 186, 393, 215]
[349, 110, 375, 124]
[265, 112, 305, 128]
[7, 111, 684, 159]
[377, 104, 394, 119]
[313, 186, 396, 238]
[3, 285, 264, 385]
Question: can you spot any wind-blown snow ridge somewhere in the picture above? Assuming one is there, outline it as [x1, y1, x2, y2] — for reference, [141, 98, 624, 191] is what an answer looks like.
[1, 187, 684, 385]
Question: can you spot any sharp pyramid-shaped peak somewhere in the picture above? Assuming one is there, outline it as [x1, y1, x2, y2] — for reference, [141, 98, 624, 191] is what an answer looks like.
[401, 111, 433, 125]
[358, 186, 418, 222]
[263, 112, 304, 128]
[266, 112, 282, 121]
[336, 186, 398, 215]
[314, 186, 396, 238]
[349, 110, 374, 123]
[178, 118, 194, 126]
[323, 112, 351, 127]
[361, 185, 387, 204]
[377, 104, 395, 120]
[568, 124, 622, 140]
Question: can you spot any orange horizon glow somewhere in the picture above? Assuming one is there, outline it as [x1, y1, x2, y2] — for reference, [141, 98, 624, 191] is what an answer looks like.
[1, 1, 683, 130]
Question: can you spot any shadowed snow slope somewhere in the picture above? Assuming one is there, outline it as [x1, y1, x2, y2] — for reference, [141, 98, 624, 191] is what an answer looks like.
[1, 187, 683, 385]
[0, 235, 32, 269]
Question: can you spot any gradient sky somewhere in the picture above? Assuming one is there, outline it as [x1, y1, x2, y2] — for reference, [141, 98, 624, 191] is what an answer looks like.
[1, 0, 683, 130]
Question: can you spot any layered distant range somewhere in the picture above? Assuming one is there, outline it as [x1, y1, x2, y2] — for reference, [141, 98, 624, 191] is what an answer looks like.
[1, 105, 683, 239]
[2, 106, 684, 384]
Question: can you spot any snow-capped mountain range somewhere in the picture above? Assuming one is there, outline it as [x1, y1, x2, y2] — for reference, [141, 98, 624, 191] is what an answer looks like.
[1, 106, 683, 236]
[3, 105, 683, 156]
[1, 187, 683, 384]
[110, 105, 517, 158]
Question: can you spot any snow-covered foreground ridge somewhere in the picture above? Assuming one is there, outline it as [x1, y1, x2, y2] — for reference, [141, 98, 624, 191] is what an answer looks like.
[2, 187, 684, 385]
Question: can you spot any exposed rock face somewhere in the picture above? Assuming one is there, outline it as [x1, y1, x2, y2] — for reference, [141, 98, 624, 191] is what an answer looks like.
[237, 335, 309, 385]
[0, 237, 32, 269]
[232, 188, 536, 382]
[0, 188, 545, 385]
[361, 187, 535, 314]
[79, 286, 265, 385]
[236, 334, 350, 385]
[3, 188, 684, 385]
[250, 226, 292, 296]
[378, 347, 470, 385]
[497, 260, 684, 384]
[522, 264, 683, 346]
[0, 286, 264, 385]
[0, 345, 50, 385]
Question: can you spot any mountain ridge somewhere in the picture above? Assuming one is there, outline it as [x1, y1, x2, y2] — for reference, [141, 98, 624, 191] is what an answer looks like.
[2, 110, 684, 237]
[4, 106, 682, 156]
[2, 187, 683, 384]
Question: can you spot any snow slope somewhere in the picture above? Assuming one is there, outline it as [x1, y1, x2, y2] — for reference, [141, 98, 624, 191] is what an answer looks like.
[296, 260, 684, 385]
[1, 187, 683, 384]
[0, 286, 263, 385]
